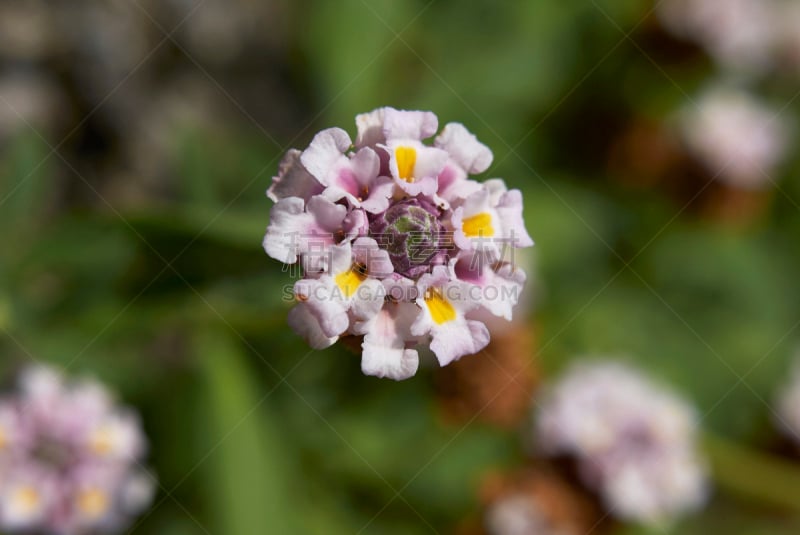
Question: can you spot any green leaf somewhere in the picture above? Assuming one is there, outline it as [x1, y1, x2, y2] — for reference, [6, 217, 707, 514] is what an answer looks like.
[196, 331, 297, 534]
[122, 205, 266, 250]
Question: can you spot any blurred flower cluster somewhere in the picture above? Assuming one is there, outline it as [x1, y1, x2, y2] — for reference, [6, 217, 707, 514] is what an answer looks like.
[676, 85, 789, 191]
[264, 108, 533, 380]
[0, 366, 154, 534]
[532, 360, 709, 526]
[651, 0, 796, 195]
[657, 0, 800, 76]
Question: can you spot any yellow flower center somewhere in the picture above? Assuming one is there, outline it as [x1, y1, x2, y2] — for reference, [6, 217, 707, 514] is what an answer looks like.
[425, 288, 456, 325]
[395, 146, 417, 182]
[89, 428, 114, 456]
[77, 489, 109, 519]
[335, 264, 367, 298]
[0, 427, 6, 450]
[461, 212, 495, 238]
[11, 486, 40, 515]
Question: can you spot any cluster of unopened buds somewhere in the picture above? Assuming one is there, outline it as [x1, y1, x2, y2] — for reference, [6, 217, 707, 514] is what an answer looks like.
[264, 107, 533, 380]
[0, 366, 154, 534]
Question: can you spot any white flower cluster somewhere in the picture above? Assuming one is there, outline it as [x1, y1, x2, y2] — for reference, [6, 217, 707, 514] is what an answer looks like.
[0, 366, 154, 534]
[676, 85, 789, 190]
[657, 0, 800, 76]
[263, 107, 534, 380]
[534, 360, 709, 525]
[658, 1, 796, 191]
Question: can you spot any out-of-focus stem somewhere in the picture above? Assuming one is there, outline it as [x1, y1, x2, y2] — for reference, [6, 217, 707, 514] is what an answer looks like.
[704, 432, 800, 511]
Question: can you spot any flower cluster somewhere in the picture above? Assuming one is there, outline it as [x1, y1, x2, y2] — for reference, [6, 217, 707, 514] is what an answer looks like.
[263, 107, 533, 380]
[0, 366, 154, 534]
[533, 361, 708, 525]
[653, 1, 796, 194]
[657, 0, 800, 80]
[656, 0, 800, 76]
[657, 0, 774, 74]
[676, 85, 789, 190]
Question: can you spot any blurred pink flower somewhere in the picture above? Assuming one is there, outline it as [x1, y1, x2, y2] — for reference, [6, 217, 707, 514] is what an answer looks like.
[0, 366, 154, 534]
[534, 360, 708, 525]
[657, 0, 775, 74]
[677, 86, 790, 190]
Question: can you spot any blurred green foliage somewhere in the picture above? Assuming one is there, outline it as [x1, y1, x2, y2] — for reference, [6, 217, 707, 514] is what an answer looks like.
[3, 0, 800, 533]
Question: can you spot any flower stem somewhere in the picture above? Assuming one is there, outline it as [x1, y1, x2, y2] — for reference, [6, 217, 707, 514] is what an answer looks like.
[704, 431, 800, 511]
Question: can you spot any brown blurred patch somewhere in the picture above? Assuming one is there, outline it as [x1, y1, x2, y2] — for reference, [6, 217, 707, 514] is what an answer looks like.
[635, 7, 707, 67]
[702, 184, 773, 226]
[435, 321, 538, 429]
[338, 334, 363, 356]
[608, 118, 683, 189]
[608, 116, 774, 226]
[454, 463, 604, 535]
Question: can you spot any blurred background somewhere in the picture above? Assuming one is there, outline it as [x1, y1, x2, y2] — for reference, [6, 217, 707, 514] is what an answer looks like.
[2, 0, 800, 533]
